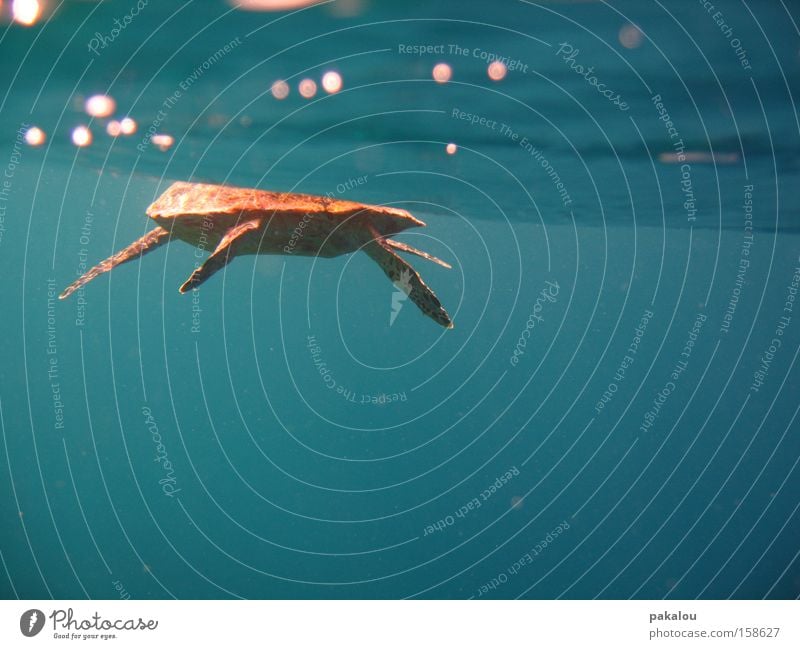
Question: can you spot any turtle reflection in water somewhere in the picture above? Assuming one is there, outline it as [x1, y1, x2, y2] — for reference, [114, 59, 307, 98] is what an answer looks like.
[59, 181, 454, 328]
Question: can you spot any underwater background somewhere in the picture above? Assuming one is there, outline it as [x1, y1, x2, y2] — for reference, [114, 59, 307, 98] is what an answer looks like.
[1, 0, 799, 599]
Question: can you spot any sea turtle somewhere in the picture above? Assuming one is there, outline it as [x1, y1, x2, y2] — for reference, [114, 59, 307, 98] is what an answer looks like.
[59, 181, 454, 328]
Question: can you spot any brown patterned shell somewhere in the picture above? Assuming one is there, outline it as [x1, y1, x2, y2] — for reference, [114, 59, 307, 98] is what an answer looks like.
[146, 181, 424, 234]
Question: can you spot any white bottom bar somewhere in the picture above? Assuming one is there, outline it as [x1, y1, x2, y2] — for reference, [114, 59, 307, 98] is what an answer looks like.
[1, 600, 797, 648]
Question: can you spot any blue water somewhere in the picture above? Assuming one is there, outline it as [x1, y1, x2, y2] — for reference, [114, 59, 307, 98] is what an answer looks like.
[1, 0, 799, 599]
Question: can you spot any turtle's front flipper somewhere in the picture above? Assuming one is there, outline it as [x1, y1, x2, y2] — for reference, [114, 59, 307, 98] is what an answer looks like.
[364, 238, 453, 329]
[179, 220, 259, 293]
[59, 226, 170, 300]
[384, 238, 452, 269]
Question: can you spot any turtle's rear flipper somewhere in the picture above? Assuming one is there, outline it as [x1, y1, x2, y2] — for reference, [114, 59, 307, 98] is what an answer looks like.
[364, 238, 453, 329]
[384, 238, 452, 269]
[59, 226, 170, 300]
[179, 220, 259, 293]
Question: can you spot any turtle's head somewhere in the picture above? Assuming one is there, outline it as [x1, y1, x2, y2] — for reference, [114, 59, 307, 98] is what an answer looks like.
[359, 204, 426, 237]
